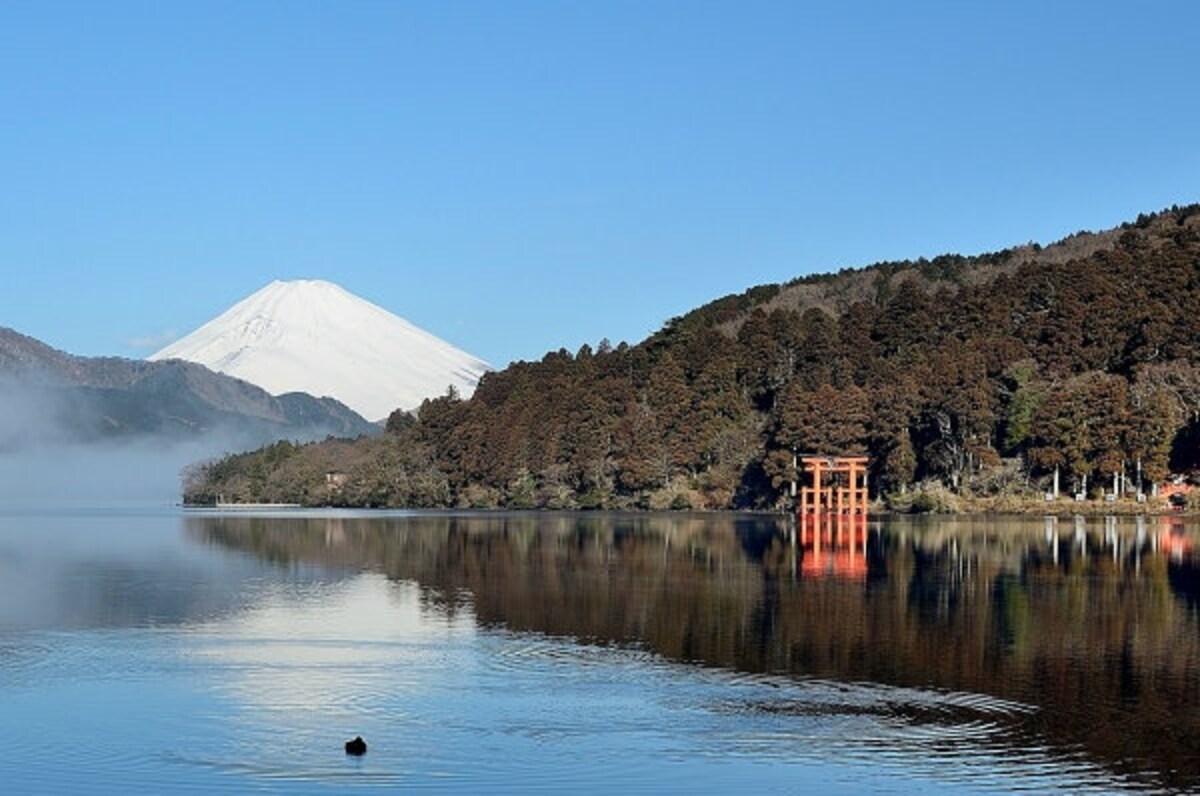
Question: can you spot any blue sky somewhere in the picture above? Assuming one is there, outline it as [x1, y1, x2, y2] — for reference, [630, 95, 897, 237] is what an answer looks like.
[2, 1, 1198, 368]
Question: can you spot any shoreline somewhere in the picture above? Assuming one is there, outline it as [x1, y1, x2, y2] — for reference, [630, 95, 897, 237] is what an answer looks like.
[178, 498, 1197, 518]
[931, 495, 1193, 517]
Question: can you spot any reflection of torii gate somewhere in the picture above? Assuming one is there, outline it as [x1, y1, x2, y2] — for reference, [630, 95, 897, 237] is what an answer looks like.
[797, 512, 869, 580]
[798, 455, 869, 516]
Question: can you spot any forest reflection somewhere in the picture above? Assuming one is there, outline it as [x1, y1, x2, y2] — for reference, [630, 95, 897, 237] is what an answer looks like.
[191, 511, 1200, 790]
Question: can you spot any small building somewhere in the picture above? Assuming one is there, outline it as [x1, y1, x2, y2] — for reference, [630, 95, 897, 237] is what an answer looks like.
[1162, 479, 1192, 508]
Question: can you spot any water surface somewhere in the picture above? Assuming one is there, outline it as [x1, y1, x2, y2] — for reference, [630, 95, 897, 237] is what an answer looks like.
[1, 508, 1198, 793]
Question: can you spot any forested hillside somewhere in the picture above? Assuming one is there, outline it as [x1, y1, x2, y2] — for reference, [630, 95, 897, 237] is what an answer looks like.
[186, 204, 1200, 510]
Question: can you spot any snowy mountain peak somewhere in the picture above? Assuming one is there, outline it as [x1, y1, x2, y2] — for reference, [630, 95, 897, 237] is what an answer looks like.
[149, 279, 490, 421]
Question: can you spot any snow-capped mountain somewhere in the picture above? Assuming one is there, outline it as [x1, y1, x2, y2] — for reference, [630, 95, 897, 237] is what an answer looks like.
[149, 280, 491, 420]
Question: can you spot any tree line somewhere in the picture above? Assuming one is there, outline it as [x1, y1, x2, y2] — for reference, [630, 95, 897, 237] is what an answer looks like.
[185, 204, 1200, 510]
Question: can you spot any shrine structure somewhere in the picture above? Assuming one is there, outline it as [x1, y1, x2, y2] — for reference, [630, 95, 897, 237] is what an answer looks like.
[797, 455, 869, 516]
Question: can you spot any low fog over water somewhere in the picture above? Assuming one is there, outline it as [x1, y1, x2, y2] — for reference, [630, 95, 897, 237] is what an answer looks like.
[0, 381, 313, 505]
[0, 441, 217, 505]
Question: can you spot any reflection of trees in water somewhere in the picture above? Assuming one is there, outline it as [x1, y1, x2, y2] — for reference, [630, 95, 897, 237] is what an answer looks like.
[191, 512, 1200, 790]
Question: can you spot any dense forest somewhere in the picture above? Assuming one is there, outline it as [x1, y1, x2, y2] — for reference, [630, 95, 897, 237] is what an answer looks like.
[186, 204, 1200, 510]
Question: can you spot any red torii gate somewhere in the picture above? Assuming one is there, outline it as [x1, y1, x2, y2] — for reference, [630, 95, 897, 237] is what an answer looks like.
[798, 455, 869, 516]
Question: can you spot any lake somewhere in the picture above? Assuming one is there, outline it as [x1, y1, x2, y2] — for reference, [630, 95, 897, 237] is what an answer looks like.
[1, 507, 1197, 794]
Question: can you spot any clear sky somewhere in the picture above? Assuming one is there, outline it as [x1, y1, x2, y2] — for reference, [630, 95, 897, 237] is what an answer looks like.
[2, 1, 1197, 368]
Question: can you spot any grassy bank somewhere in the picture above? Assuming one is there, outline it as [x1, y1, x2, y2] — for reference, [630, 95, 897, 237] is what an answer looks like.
[884, 484, 1196, 516]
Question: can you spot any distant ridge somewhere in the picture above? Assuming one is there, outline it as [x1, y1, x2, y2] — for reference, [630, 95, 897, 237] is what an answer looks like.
[0, 326, 376, 448]
[150, 279, 491, 420]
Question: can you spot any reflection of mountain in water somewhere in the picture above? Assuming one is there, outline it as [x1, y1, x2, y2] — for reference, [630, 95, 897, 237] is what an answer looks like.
[191, 511, 1200, 792]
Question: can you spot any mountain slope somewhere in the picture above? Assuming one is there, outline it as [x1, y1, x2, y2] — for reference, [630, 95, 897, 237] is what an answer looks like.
[651, 220, 1135, 344]
[150, 279, 491, 420]
[0, 327, 376, 449]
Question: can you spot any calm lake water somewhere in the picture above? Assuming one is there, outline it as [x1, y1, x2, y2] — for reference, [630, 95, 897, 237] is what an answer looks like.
[2, 507, 1199, 794]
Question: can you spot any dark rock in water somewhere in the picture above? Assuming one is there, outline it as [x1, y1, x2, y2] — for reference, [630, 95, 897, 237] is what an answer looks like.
[345, 735, 367, 756]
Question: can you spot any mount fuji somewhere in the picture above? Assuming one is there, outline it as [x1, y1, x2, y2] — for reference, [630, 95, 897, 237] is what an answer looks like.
[149, 280, 491, 421]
